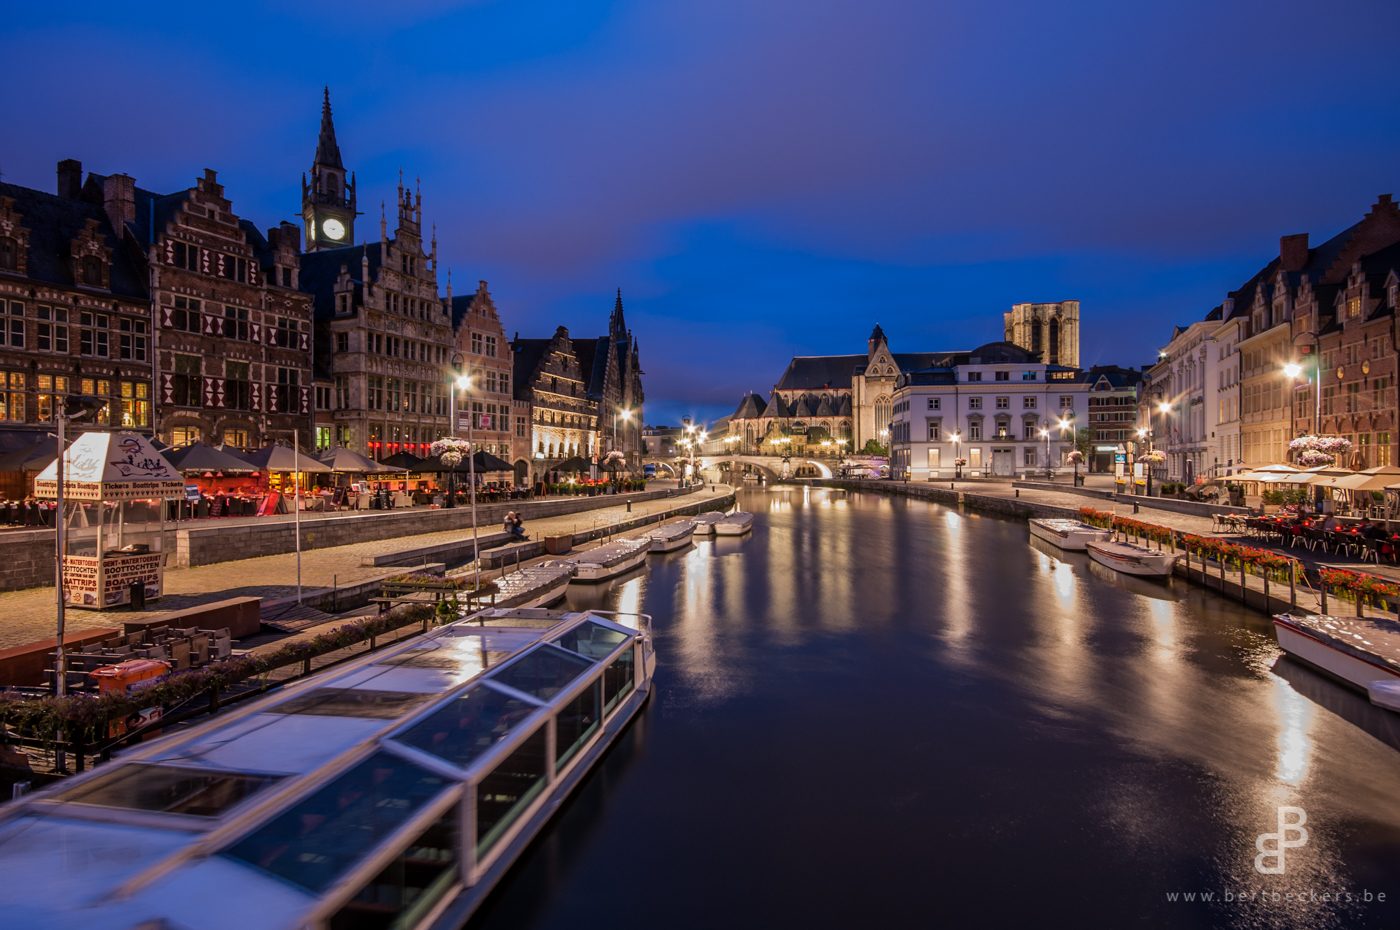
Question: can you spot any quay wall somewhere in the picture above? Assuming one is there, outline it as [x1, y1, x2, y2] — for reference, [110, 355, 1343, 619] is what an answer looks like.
[0, 530, 57, 594]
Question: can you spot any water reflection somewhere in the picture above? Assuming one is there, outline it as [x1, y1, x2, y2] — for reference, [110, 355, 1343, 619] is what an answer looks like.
[473, 488, 1400, 930]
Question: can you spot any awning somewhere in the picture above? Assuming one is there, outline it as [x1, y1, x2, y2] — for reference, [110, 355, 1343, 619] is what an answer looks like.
[34, 431, 185, 501]
[228, 444, 333, 473]
[1332, 466, 1400, 492]
[317, 447, 393, 474]
[164, 442, 257, 475]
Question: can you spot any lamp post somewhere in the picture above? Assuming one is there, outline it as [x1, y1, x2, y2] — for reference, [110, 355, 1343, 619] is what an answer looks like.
[951, 430, 962, 479]
[1283, 352, 1323, 441]
[1057, 415, 1072, 482]
[1039, 427, 1051, 479]
[446, 354, 466, 508]
[53, 394, 107, 698]
[1137, 424, 1156, 497]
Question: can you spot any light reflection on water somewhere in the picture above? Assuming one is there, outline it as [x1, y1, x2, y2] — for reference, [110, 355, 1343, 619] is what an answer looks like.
[476, 487, 1400, 930]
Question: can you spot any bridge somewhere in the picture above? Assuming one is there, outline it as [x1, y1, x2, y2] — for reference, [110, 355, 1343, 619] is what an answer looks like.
[643, 454, 834, 480]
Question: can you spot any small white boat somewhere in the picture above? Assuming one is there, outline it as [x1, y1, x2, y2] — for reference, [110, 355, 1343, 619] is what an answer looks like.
[491, 564, 574, 608]
[714, 511, 755, 536]
[566, 538, 650, 582]
[1085, 539, 1179, 579]
[692, 511, 725, 536]
[646, 519, 696, 552]
[1028, 518, 1109, 551]
[1273, 613, 1400, 712]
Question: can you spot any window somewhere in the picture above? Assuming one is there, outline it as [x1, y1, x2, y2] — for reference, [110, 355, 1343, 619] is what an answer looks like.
[79, 312, 109, 357]
[927, 421, 941, 441]
[36, 375, 69, 422]
[927, 397, 940, 410]
[995, 396, 1009, 410]
[334, 375, 349, 410]
[271, 317, 299, 349]
[315, 384, 331, 412]
[172, 354, 201, 407]
[995, 370, 1010, 382]
[275, 367, 300, 414]
[222, 427, 249, 448]
[3, 300, 23, 348]
[1023, 396, 1036, 409]
[968, 397, 982, 410]
[80, 255, 104, 287]
[555, 679, 602, 772]
[170, 425, 201, 446]
[334, 331, 348, 353]
[1022, 371, 1037, 381]
[1024, 448, 1038, 467]
[79, 378, 112, 425]
[36, 306, 68, 353]
[119, 381, 150, 428]
[0, 236, 18, 271]
[968, 420, 982, 441]
[222, 305, 249, 341]
[0, 372, 24, 421]
[1060, 395, 1074, 410]
[368, 376, 383, 411]
[314, 426, 331, 451]
[118, 317, 147, 360]
[476, 729, 547, 856]
[172, 296, 201, 333]
[967, 372, 982, 382]
[485, 335, 497, 357]
[225, 361, 250, 410]
[471, 332, 484, 354]
[56, 763, 280, 818]
[171, 241, 200, 271]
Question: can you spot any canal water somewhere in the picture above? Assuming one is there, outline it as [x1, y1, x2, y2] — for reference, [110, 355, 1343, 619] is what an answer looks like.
[474, 486, 1400, 929]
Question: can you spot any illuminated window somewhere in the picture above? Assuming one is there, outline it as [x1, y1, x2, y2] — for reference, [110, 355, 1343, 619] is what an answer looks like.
[119, 381, 150, 428]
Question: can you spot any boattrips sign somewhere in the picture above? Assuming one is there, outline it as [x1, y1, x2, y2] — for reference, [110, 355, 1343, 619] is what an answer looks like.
[34, 432, 185, 501]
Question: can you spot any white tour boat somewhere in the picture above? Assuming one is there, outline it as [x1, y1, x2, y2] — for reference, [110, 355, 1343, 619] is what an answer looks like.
[1273, 613, 1400, 712]
[0, 607, 656, 930]
[692, 511, 726, 536]
[645, 519, 696, 553]
[714, 511, 755, 536]
[1028, 517, 1110, 551]
[564, 537, 650, 582]
[1085, 539, 1179, 579]
[490, 563, 574, 608]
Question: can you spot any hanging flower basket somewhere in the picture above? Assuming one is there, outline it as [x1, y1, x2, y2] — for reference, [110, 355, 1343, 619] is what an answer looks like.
[429, 437, 472, 468]
[1296, 449, 1334, 468]
[1139, 450, 1166, 465]
[1288, 435, 1352, 467]
[1066, 450, 1084, 464]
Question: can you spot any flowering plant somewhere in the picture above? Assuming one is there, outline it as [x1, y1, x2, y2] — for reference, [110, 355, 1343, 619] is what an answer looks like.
[429, 437, 471, 467]
[1066, 450, 1084, 463]
[1289, 435, 1352, 467]
[602, 450, 626, 469]
[954, 458, 968, 466]
[1139, 450, 1166, 464]
[1297, 449, 1334, 467]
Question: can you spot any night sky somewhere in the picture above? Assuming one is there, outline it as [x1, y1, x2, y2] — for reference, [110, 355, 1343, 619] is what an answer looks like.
[4, 1, 1399, 426]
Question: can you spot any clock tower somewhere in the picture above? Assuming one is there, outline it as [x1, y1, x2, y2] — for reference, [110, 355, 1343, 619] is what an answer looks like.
[302, 87, 356, 250]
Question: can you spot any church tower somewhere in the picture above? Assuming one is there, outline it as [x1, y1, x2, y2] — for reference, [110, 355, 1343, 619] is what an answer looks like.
[1003, 300, 1080, 367]
[302, 87, 356, 250]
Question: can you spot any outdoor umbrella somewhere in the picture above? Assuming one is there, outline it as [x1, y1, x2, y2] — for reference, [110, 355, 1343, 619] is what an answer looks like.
[317, 447, 390, 473]
[424, 451, 512, 474]
[164, 441, 256, 474]
[470, 450, 513, 472]
[1333, 465, 1400, 492]
[556, 456, 590, 473]
[378, 451, 425, 470]
[233, 443, 333, 473]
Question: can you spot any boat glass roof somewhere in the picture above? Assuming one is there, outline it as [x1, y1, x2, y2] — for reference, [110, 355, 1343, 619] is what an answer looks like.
[52, 763, 283, 818]
[552, 620, 631, 660]
[487, 643, 593, 700]
[393, 684, 542, 770]
[267, 688, 434, 719]
[220, 750, 452, 894]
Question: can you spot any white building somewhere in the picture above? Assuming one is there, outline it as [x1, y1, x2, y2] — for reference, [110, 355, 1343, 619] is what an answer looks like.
[890, 342, 1092, 480]
[1141, 315, 1233, 483]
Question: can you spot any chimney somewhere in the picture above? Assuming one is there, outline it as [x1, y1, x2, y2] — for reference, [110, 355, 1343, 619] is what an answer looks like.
[102, 173, 136, 234]
[56, 159, 83, 199]
[1280, 233, 1309, 273]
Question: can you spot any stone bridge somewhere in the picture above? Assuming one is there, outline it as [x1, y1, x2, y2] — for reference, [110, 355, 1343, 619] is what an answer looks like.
[643, 454, 834, 480]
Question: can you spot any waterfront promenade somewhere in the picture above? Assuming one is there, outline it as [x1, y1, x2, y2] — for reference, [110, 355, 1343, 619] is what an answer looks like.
[0, 484, 732, 651]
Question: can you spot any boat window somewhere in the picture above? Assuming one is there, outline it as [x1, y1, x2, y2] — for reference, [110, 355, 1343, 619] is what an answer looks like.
[222, 751, 451, 893]
[552, 621, 630, 660]
[55, 763, 281, 818]
[476, 729, 548, 857]
[395, 685, 540, 769]
[378, 633, 525, 672]
[329, 807, 459, 930]
[268, 688, 434, 719]
[487, 644, 592, 700]
[555, 679, 602, 772]
[603, 648, 635, 715]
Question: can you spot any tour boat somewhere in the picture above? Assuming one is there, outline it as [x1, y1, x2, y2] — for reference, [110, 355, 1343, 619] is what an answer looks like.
[1273, 613, 1400, 712]
[691, 511, 726, 536]
[0, 607, 656, 930]
[714, 511, 755, 536]
[564, 537, 651, 582]
[646, 519, 696, 553]
[491, 563, 574, 608]
[1028, 517, 1109, 551]
[1085, 539, 1179, 579]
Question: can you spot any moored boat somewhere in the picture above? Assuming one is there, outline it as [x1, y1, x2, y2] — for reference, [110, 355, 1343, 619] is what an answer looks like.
[1273, 612, 1400, 712]
[1085, 539, 1178, 579]
[1028, 517, 1109, 551]
[714, 511, 754, 536]
[0, 607, 656, 929]
[646, 519, 696, 552]
[565, 537, 651, 582]
[490, 563, 574, 608]
[692, 511, 725, 536]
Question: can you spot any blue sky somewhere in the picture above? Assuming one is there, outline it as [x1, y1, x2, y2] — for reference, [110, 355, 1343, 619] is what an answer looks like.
[4, 0, 1399, 425]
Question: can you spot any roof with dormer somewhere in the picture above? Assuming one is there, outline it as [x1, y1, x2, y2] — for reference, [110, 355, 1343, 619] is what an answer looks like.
[0, 179, 148, 300]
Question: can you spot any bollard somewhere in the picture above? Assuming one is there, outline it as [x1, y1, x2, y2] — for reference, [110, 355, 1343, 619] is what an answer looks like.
[1132, 502, 1140, 514]
[626, 499, 632, 513]
[1015, 489, 1020, 498]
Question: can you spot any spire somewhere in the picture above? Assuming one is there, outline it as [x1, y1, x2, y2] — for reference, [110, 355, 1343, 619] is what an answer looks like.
[314, 86, 344, 169]
[611, 288, 626, 338]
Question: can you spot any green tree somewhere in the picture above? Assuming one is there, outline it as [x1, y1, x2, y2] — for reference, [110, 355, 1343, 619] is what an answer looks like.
[861, 438, 889, 456]
[1074, 428, 1093, 457]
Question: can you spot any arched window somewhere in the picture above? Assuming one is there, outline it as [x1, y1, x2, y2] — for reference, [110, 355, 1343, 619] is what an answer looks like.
[1048, 318, 1061, 364]
[874, 395, 892, 434]
[0, 237, 17, 271]
[1031, 321, 1042, 355]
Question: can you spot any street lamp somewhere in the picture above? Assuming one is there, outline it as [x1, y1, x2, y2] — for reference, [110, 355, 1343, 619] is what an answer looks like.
[53, 394, 108, 699]
[951, 430, 962, 479]
[1283, 352, 1322, 440]
[1039, 427, 1051, 479]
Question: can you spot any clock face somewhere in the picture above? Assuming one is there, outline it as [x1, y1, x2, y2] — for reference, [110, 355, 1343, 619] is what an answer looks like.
[322, 217, 346, 241]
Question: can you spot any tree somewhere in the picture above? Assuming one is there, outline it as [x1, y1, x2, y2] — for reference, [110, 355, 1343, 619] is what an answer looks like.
[1074, 428, 1093, 468]
[861, 438, 889, 456]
